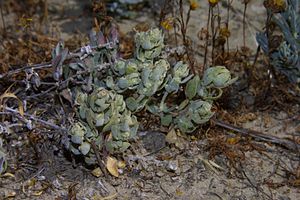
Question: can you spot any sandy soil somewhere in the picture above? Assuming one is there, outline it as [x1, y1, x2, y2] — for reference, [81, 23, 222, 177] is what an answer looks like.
[0, 1, 299, 199]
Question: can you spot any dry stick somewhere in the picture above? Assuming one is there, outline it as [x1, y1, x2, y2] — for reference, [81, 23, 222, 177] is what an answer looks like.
[0, 50, 112, 79]
[178, 0, 195, 74]
[0, 2, 6, 35]
[211, 7, 215, 65]
[204, 6, 211, 70]
[43, 0, 48, 22]
[172, 5, 178, 47]
[159, 0, 169, 25]
[90, 141, 108, 177]
[213, 119, 300, 152]
[4, 107, 66, 131]
[226, 0, 232, 54]
[251, 45, 261, 69]
[0, 62, 52, 79]
[265, 10, 277, 86]
[242, 1, 248, 47]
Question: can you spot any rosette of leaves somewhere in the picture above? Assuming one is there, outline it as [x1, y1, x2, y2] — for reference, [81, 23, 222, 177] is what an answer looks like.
[137, 59, 170, 96]
[68, 87, 139, 164]
[256, 0, 300, 85]
[124, 59, 170, 112]
[106, 110, 139, 153]
[185, 66, 237, 100]
[145, 61, 191, 123]
[175, 100, 215, 133]
[165, 61, 192, 93]
[106, 59, 141, 92]
[85, 87, 126, 130]
[67, 121, 101, 165]
[202, 66, 238, 88]
[134, 28, 164, 62]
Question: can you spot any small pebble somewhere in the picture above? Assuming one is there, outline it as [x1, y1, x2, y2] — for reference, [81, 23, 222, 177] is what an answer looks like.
[167, 160, 178, 172]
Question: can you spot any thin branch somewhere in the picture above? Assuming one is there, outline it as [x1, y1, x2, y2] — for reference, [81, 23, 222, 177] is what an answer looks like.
[204, 6, 211, 70]
[243, 1, 248, 47]
[213, 119, 300, 152]
[0, 40, 115, 79]
[0, 62, 52, 79]
[90, 141, 108, 177]
[4, 107, 66, 131]
[0, 1, 6, 35]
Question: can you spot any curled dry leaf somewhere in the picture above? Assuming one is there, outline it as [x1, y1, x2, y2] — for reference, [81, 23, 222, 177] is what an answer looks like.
[91, 167, 103, 177]
[106, 156, 119, 177]
[0, 92, 24, 116]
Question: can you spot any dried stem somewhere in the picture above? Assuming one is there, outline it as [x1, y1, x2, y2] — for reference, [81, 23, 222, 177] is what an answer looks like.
[265, 7, 277, 86]
[0, 62, 52, 79]
[159, 0, 171, 25]
[0, 2, 6, 35]
[242, 1, 248, 47]
[3, 106, 66, 131]
[211, 7, 215, 65]
[90, 141, 108, 177]
[178, 0, 195, 73]
[213, 119, 300, 152]
[204, 6, 211, 69]
[226, 0, 234, 55]
[172, 6, 178, 47]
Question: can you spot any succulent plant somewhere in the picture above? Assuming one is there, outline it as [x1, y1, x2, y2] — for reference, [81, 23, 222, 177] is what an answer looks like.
[135, 28, 164, 62]
[61, 27, 237, 166]
[202, 66, 238, 88]
[67, 87, 138, 164]
[165, 61, 192, 93]
[66, 121, 101, 164]
[106, 60, 141, 92]
[184, 66, 237, 101]
[256, 0, 300, 86]
[176, 100, 215, 133]
[137, 59, 170, 96]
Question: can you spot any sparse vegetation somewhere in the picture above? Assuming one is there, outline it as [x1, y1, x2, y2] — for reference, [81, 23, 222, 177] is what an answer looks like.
[0, 0, 299, 199]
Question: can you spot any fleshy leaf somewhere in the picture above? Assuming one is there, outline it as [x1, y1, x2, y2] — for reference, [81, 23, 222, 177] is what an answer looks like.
[185, 75, 200, 99]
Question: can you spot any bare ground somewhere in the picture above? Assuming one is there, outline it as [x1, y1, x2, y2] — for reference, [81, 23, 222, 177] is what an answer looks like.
[0, 1, 299, 199]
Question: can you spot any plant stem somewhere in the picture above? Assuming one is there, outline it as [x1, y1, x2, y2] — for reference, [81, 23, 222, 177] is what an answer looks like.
[204, 6, 211, 70]
[4, 107, 66, 131]
[213, 119, 300, 152]
[243, 1, 248, 47]
[211, 7, 215, 65]
[0, 2, 6, 35]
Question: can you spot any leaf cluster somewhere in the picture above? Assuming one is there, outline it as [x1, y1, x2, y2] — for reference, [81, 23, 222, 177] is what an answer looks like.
[257, 0, 300, 86]
[59, 28, 236, 164]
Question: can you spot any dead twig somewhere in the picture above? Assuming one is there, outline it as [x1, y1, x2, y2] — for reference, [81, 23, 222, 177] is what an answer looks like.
[4, 107, 66, 131]
[242, 1, 249, 48]
[213, 119, 300, 152]
[204, 4, 212, 70]
[0, 1, 6, 35]
[90, 141, 108, 177]
[0, 62, 52, 79]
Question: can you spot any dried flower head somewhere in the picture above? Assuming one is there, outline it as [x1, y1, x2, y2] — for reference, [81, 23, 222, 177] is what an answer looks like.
[189, 0, 200, 10]
[161, 17, 174, 31]
[219, 26, 231, 38]
[264, 0, 286, 13]
[208, 0, 219, 7]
